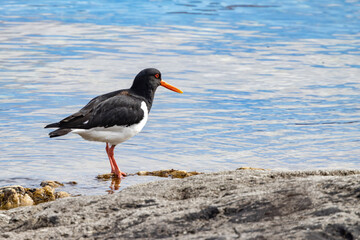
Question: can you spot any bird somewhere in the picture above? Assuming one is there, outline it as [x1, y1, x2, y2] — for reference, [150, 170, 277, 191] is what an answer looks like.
[45, 68, 183, 178]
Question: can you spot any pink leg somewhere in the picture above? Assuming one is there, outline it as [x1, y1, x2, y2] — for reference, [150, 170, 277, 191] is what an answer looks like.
[106, 143, 116, 173]
[107, 144, 127, 178]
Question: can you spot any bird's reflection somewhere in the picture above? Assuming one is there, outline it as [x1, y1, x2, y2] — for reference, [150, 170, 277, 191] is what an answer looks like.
[106, 176, 121, 194]
[96, 173, 122, 194]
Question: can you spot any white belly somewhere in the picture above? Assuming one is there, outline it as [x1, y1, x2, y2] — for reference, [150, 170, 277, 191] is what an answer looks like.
[72, 101, 148, 146]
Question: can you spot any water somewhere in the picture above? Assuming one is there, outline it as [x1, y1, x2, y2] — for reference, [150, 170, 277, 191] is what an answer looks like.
[0, 0, 359, 195]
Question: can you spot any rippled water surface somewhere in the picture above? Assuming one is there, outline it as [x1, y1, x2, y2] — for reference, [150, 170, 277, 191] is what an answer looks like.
[0, 0, 359, 195]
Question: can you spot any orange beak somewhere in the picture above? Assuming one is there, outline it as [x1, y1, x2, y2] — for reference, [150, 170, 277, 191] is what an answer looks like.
[160, 80, 183, 94]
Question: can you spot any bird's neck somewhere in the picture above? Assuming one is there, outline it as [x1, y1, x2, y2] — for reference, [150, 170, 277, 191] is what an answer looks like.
[130, 87, 156, 112]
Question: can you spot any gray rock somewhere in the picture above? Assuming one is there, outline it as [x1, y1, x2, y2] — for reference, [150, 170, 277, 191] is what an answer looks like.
[0, 169, 359, 239]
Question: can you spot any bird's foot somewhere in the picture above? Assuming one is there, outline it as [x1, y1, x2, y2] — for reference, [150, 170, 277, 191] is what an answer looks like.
[112, 169, 127, 178]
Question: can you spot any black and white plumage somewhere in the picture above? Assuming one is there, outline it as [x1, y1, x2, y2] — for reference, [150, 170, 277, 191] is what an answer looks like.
[45, 68, 183, 177]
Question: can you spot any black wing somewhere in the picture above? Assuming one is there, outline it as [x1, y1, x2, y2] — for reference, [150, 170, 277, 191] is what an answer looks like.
[45, 90, 125, 129]
[85, 95, 145, 129]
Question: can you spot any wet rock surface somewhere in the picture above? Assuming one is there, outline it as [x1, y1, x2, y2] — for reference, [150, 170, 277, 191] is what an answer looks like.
[1, 170, 359, 239]
[97, 169, 203, 180]
[136, 169, 203, 178]
[0, 181, 70, 210]
[0, 186, 35, 210]
[40, 180, 64, 188]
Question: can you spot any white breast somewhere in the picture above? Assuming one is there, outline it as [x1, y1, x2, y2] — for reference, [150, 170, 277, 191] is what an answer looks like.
[73, 101, 149, 146]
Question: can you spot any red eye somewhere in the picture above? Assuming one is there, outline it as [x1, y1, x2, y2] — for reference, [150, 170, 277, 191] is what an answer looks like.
[155, 73, 160, 79]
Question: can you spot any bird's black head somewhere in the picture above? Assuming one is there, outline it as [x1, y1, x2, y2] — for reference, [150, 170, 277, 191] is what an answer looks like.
[131, 68, 162, 92]
[130, 68, 182, 101]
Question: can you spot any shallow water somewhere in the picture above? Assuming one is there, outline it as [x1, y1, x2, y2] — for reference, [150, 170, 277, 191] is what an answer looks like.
[0, 0, 359, 195]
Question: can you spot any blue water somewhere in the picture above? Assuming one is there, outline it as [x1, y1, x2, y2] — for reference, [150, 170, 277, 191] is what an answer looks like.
[0, 0, 359, 195]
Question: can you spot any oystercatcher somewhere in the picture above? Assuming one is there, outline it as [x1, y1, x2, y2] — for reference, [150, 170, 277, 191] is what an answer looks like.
[45, 68, 182, 178]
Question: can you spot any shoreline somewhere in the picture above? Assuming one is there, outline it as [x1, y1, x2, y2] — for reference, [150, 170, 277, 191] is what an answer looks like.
[1, 169, 359, 239]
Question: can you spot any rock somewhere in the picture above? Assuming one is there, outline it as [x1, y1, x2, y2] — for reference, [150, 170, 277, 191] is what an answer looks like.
[66, 181, 78, 185]
[0, 182, 71, 210]
[54, 191, 71, 199]
[0, 213, 11, 223]
[40, 180, 64, 188]
[237, 167, 267, 170]
[0, 186, 34, 210]
[97, 169, 202, 180]
[31, 186, 56, 204]
[96, 173, 116, 180]
[0, 170, 359, 239]
[137, 169, 203, 178]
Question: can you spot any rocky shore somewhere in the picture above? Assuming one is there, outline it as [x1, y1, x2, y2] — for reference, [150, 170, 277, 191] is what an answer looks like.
[0, 169, 359, 239]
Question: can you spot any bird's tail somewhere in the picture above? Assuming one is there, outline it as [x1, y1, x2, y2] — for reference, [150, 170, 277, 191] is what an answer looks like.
[48, 128, 72, 138]
[44, 122, 60, 128]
